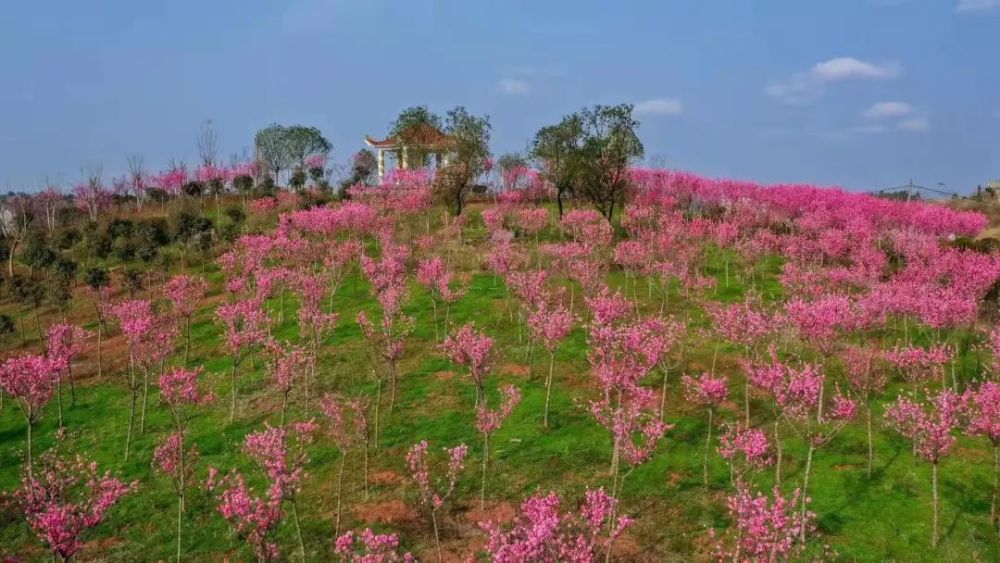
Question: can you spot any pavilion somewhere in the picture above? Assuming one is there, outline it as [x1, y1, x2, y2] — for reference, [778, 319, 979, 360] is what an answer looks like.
[364, 123, 452, 182]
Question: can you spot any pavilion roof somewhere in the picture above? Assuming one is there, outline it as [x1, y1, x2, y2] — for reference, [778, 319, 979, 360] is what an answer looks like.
[365, 123, 452, 149]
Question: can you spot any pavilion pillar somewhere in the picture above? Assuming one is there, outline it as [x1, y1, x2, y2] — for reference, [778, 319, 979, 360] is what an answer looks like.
[435, 152, 442, 168]
[377, 149, 385, 182]
[401, 146, 409, 170]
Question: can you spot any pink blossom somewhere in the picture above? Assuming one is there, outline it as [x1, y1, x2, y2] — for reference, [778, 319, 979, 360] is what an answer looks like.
[333, 528, 414, 562]
[13, 447, 136, 561]
[480, 488, 632, 563]
[682, 372, 729, 408]
[711, 485, 813, 561]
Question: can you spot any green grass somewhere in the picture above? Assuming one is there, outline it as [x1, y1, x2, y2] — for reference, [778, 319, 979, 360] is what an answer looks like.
[1, 218, 999, 562]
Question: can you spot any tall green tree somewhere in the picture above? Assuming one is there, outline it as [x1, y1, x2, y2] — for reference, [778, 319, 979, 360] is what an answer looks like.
[575, 104, 643, 222]
[254, 124, 291, 184]
[389, 106, 443, 168]
[435, 107, 491, 216]
[283, 125, 332, 169]
[532, 104, 642, 222]
[531, 115, 584, 218]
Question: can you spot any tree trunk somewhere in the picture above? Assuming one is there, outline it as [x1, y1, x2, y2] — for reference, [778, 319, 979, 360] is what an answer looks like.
[125, 387, 138, 461]
[703, 408, 713, 486]
[800, 443, 814, 542]
[335, 453, 347, 537]
[932, 462, 940, 548]
[183, 316, 191, 365]
[774, 419, 782, 487]
[229, 362, 239, 424]
[25, 419, 33, 481]
[544, 351, 555, 428]
[866, 405, 874, 478]
[140, 367, 150, 434]
[481, 432, 490, 510]
[292, 499, 306, 561]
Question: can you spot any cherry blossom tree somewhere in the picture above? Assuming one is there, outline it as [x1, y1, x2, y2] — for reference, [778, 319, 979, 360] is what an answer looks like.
[416, 255, 468, 340]
[108, 299, 177, 458]
[884, 389, 963, 548]
[442, 322, 495, 409]
[841, 345, 887, 477]
[11, 443, 136, 562]
[962, 381, 1000, 536]
[476, 384, 521, 508]
[710, 484, 813, 562]
[216, 299, 270, 423]
[406, 440, 467, 561]
[45, 323, 89, 423]
[0, 354, 59, 478]
[718, 423, 773, 486]
[682, 372, 729, 485]
[321, 393, 371, 536]
[163, 274, 208, 364]
[527, 302, 575, 427]
[156, 366, 214, 560]
[333, 528, 414, 562]
[479, 488, 632, 563]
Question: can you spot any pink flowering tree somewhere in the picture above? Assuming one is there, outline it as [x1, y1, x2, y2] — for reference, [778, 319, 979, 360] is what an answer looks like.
[476, 384, 521, 508]
[406, 440, 468, 560]
[208, 421, 318, 561]
[320, 393, 371, 536]
[710, 484, 813, 562]
[359, 241, 414, 415]
[265, 341, 309, 424]
[156, 366, 214, 561]
[163, 274, 208, 364]
[11, 444, 136, 562]
[108, 299, 177, 458]
[682, 372, 729, 485]
[705, 297, 780, 425]
[718, 423, 774, 486]
[205, 468, 283, 562]
[962, 381, 1000, 536]
[45, 323, 89, 423]
[527, 302, 575, 427]
[884, 343, 954, 396]
[243, 421, 319, 559]
[884, 389, 963, 548]
[216, 299, 270, 422]
[442, 322, 495, 409]
[289, 271, 340, 398]
[0, 354, 59, 478]
[416, 255, 468, 340]
[585, 291, 670, 506]
[479, 488, 632, 563]
[841, 346, 888, 477]
[745, 352, 856, 535]
[333, 528, 414, 562]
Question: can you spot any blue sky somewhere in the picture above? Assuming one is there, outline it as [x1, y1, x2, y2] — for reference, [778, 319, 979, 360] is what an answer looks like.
[1, 0, 997, 193]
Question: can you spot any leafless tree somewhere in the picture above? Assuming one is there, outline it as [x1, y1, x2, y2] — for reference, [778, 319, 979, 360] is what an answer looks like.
[126, 155, 146, 209]
[197, 119, 218, 167]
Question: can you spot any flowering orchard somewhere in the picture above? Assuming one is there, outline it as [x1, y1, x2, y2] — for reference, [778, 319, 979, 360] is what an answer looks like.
[3, 167, 1000, 560]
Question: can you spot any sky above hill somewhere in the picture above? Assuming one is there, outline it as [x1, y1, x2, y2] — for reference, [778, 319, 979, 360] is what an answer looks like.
[1, 0, 997, 193]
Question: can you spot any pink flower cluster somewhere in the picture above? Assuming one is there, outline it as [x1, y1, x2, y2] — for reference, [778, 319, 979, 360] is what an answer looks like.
[480, 488, 632, 563]
[333, 528, 414, 562]
[13, 448, 136, 561]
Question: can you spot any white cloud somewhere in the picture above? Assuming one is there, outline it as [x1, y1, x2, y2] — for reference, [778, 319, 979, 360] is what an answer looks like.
[634, 98, 683, 116]
[498, 78, 530, 95]
[767, 57, 901, 104]
[863, 101, 913, 119]
[957, 0, 1000, 12]
[897, 116, 930, 132]
[811, 57, 900, 81]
